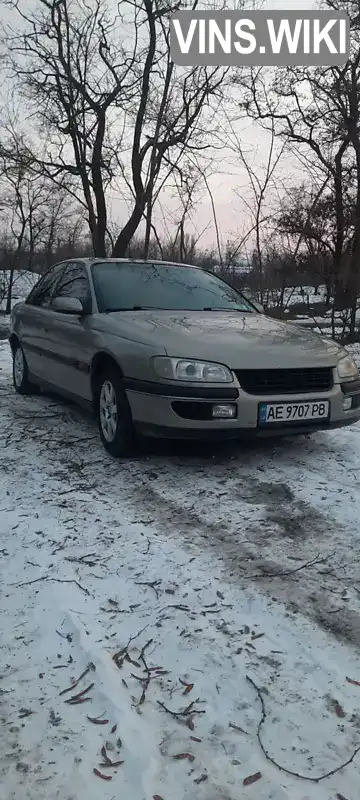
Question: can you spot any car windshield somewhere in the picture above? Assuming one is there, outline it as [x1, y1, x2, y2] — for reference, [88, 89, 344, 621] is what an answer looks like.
[91, 261, 255, 313]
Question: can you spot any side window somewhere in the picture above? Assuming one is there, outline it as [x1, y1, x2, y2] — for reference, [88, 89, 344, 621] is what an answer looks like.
[26, 264, 63, 307]
[53, 262, 91, 307]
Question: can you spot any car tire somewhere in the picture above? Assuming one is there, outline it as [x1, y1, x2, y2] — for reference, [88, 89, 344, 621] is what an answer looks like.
[97, 367, 135, 457]
[12, 343, 38, 395]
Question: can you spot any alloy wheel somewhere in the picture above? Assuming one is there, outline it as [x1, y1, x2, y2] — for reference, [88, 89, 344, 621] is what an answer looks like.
[99, 379, 118, 442]
[14, 347, 25, 389]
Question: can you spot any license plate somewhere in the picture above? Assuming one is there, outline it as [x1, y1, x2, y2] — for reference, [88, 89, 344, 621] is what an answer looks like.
[258, 400, 330, 425]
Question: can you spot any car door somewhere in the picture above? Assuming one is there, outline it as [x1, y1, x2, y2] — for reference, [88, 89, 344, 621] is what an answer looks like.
[42, 261, 93, 401]
[16, 263, 65, 381]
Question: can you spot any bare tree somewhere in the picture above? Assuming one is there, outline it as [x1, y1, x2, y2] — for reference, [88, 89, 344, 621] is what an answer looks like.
[233, 0, 360, 336]
[0, 141, 43, 310]
[3, 0, 228, 258]
[0, 123, 85, 309]
[227, 116, 285, 302]
[275, 179, 357, 300]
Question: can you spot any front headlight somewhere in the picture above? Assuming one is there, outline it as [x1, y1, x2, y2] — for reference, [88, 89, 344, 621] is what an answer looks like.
[152, 356, 233, 383]
[337, 354, 359, 381]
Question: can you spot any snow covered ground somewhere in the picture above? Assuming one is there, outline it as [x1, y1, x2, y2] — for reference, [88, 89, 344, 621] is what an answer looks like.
[1, 344, 360, 799]
[264, 285, 329, 308]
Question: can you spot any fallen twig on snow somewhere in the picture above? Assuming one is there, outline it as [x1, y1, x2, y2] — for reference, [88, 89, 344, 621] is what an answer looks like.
[229, 721, 249, 735]
[135, 579, 162, 598]
[14, 575, 90, 595]
[246, 675, 360, 782]
[136, 639, 154, 706]
[52, 536, 73, 555]
[112, 626, 150, 669]
[194, 774, 208, 784]
[67, 696, 91, 705]
[243, 772, 262, 786]
[65, 682, 95, 704]
[19, 708, 34, 718]
[172, 752, 195, 762]
[157, 700, 205, 721]
[142, 538, 151, 555]
[113, 648, 127, 669]
[65, 553, 99, 567]
[101, 602, 141, 615]
[93, 768, 112, 781]
[125, 652, 142, 668]
[130, 667, 168, 686]
[59, 663, 95, 696]
[87, 714, 109, 725]
[201, 607, 221, 615]
[244, 552, 335, 580]
[346, 676, 360, 687]
[56, 630, 72, 642]
[139, 638, 154, 660]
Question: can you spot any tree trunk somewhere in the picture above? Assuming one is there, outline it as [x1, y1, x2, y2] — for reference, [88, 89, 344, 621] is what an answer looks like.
[179, 219, 185, 263]
[91, 114, 107, 258]
[345, 144, 360, 325]
[279, 277, 286, 313]
[111, 200, 146, 258]
[349, 300, 357, 341]
[333, 141, 348, 310]
[6, 269, 14, 315]
[325, 280, 331, 306]
[143, 187, 154, 259]
[87, 213, 107, 258]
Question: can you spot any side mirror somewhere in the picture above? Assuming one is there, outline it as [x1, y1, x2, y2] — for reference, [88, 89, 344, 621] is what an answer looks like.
[52, 296, 84, 315]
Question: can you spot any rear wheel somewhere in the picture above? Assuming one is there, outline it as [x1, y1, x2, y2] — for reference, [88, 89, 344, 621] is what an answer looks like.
[13, 343, 38, 395]
[97, 367, 135, 457]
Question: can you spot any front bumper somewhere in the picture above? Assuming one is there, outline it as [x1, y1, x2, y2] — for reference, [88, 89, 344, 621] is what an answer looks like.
[125, 377, 360, 440]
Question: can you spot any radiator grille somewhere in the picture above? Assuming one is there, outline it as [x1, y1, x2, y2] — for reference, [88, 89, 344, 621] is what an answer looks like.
[234, 367, 334, 395]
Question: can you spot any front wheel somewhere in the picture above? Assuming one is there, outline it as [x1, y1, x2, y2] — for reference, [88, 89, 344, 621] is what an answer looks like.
[97, 367, 135, 457]
[13, 343, 38, 395]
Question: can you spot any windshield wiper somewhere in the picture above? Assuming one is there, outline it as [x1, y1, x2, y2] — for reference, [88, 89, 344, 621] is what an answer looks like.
[104, 305, 253, 313]
[202, 307, 252, 312]
[104, 305, 162, 312]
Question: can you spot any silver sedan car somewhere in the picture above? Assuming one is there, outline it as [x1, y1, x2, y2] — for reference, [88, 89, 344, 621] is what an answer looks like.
[9, 258, 360, 456]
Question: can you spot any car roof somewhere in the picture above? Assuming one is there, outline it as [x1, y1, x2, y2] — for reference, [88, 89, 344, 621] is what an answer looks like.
[79, 258, 202, 270]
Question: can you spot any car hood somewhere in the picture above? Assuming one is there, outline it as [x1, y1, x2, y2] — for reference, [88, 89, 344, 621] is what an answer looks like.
[96, 310, 344, 369]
